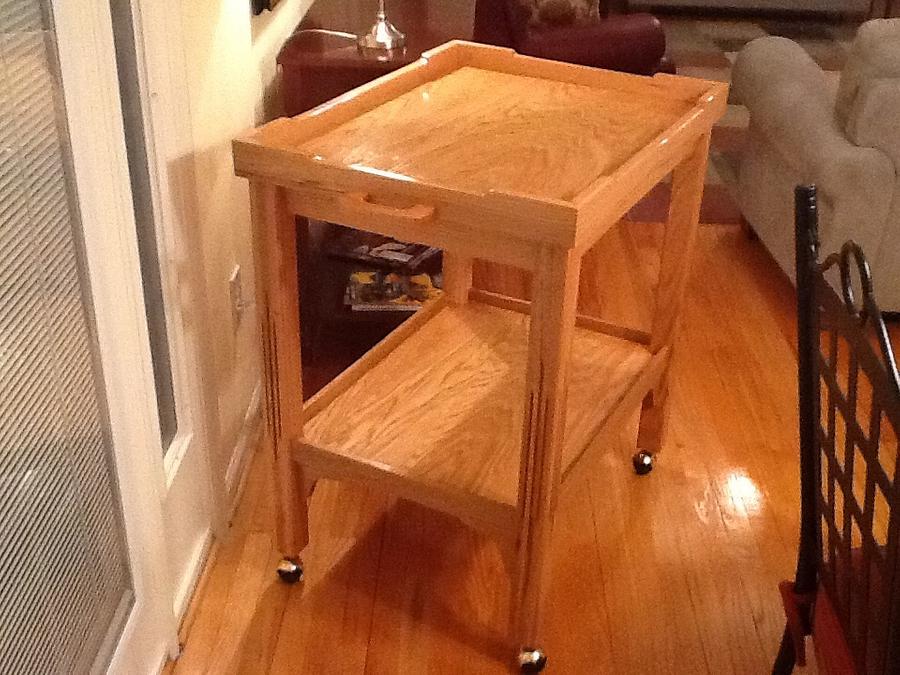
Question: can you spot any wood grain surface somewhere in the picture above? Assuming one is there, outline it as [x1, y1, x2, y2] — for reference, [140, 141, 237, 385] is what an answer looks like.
[299, 66, 692, 202]
[169, 225, 886, 674]
[234, 41, 727, 253]
[300, 301, 651, 532]
[231, 39, 728, 669]
[249, 183, 309, 556]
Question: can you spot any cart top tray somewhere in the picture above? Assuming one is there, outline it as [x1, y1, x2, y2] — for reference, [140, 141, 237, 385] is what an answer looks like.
[297, 67, 685, 202]
[234, 40, 727, 251]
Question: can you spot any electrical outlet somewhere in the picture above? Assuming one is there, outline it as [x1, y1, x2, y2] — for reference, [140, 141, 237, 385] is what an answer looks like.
[229, 264, 243, 326]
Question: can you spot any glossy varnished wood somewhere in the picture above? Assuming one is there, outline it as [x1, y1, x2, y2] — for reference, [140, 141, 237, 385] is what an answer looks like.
[301, 295, 449, 421]
[637, 133, 710, 456]
[300, 300, 652, 534]
[171, 226, 895, 674]
[234, 40, 727, 252]
[234, 41, 725, 664]
[299, 66, 692, 202]
[249, 183, 309, 555]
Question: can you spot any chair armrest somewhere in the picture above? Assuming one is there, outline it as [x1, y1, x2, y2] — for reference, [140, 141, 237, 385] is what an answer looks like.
[517, 14, 667, 75]
[473, 0, 516, 48]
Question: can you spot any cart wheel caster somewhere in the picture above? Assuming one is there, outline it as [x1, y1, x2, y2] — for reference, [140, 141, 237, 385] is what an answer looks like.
[518, 648, 547, 672]
[632, 451, 653, 475]
[276, 558, 303, 584]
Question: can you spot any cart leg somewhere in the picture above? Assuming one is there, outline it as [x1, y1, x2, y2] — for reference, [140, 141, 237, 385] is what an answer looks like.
[510, 247, 580, 672]
[634, 376, 669, 475]
[635, 133, 710, 475]
[303, 474, 318, 500]
[443, 251, 473, 304]
[250, 183, 309, 580]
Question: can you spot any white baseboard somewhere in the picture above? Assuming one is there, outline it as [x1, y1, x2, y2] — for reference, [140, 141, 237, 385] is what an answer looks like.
[149, 383, 261, 673]
[223, 382, 262, 518]
[171, 527, 213, 625]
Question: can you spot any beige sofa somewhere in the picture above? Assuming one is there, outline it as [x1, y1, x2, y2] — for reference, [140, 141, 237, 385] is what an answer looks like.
[733, 19, 900, 312]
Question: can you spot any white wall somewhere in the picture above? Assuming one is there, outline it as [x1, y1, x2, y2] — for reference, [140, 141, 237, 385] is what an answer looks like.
[250, 0, 315, 120]
[176, 0, 313, 498]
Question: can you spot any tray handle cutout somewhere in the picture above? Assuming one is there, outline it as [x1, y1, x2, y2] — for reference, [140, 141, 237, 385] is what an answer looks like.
[342, 192, 435, 222]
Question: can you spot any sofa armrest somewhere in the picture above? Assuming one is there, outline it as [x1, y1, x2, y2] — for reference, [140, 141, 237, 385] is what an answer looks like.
[735, 36, 894, 208]
[517, 14, 667, 75]
[733, 36, 832, 110]
[750, 100, 892, 221]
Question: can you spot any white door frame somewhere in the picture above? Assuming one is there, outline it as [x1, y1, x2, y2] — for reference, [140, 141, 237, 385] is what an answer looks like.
[50, 0, 178, 671]
[114, 0, 226, 623]
[120, 0, 223, 505]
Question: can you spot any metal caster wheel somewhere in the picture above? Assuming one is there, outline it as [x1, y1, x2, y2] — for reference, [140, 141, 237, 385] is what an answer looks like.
[518, 648, 547, 673]
[276, 558, 303, 584]
[632, 451, 653, 475]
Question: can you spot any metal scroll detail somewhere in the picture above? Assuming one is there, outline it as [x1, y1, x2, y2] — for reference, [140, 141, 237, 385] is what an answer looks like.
[819, 240, 900, 396]
[780, 184, 900, 675]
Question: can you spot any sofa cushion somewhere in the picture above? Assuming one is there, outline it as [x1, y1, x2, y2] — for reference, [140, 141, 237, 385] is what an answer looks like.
[835, 19, 900, 129]
[844, 77, 900, 171]
[513, 0, 599, 27]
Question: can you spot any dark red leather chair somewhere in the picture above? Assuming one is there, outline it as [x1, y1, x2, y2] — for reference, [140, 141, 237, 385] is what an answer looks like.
[473, 0, 674, 75]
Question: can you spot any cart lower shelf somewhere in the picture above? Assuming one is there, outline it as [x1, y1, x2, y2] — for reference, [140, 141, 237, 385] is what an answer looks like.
[298, 298, 665, 535]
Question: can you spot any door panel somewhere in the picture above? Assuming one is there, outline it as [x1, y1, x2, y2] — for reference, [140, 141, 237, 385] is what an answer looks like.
[108, 0, 220, 624]
[1, 0, 221, 669]
[0, 3, 134, 672]
[0, 0, 181, 672]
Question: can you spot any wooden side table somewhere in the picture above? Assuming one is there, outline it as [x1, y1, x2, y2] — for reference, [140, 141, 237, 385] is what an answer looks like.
[278, 0, 472, 116]
[234, 40, 726, 671]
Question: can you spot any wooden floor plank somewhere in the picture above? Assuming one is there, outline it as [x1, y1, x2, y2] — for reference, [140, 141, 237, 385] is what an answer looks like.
[171, 224, 895, 674]
[172, 449, 281, 673]
[363, 501, 511, 674]
[268, 483, 388, 675]
[540, 474, 617, 674]
[585, 426, 712, 675]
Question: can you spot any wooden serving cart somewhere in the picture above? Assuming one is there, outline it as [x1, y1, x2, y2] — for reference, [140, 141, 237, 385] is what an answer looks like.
[233, 40, 727, 672]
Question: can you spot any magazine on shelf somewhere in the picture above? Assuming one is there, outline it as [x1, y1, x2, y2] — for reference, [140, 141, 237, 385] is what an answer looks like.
[322, 223, 440, 271]
[344, 270, 443, 312]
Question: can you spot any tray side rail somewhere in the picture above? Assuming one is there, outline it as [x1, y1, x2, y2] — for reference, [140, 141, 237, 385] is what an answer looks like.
[293, 439, 519, 539]
[572, 82, 727, 254]
[280, 183, 543, 271]
[302, 295, 449, 420]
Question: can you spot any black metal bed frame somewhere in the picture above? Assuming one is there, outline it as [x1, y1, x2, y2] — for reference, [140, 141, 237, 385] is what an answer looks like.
[774, 185, 900, 674]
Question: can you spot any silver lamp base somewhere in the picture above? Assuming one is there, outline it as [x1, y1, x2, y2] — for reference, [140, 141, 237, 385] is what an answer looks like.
[357, 12, 406, 53]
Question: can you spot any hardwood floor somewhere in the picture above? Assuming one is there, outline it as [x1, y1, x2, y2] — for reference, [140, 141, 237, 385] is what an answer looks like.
[170, 224, 897, 674]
